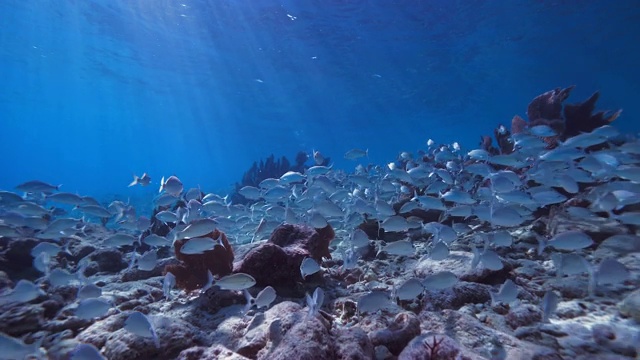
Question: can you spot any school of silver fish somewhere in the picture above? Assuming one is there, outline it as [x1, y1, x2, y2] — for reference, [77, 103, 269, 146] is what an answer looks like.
[0, 123, 639, 358]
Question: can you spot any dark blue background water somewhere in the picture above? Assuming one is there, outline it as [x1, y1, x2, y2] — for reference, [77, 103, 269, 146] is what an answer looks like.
[1, 0, 639, 201]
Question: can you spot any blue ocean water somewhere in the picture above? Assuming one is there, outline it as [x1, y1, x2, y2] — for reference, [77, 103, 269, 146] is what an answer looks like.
[1, 0, 639, 200]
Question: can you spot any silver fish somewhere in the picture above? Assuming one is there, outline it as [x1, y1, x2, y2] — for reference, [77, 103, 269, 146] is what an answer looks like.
[422, 271, 458, 290]
[490, 279, 518, 306]
[300, 257, 322, 279]
[75, 298, 111, 320]
[215, 273, 256, 291]
[124, 311, 160, 348]
[541, 290, 560, 323]
[159, 175, 183, 196]
[129, 173, 151, 187]
[344, 148, 368, 160]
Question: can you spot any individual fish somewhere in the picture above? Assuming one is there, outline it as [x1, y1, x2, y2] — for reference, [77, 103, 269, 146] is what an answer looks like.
[184, 187, 202, 202]
[0, 191, 25, 206]
[159, 175, 183, 196]
[0, 224, 21, 237]
[46, 192, 84, 206]
[422, 271, 458, 290]
[180, 237, 218, 255]
[174, 218, 218, 240]
[357, 290, 393, 315]
[76, 205, 112, 218]
[103, 233, 137, 247]
[244, 286, 277, 313]
[163, 272, 176, 300]
[142, 234, 171, 248]
[490, 206, 526, 227]
[377, 239, 414, 257]
[137, 250, 158, 271]
[595, 258, 630, 286]
[489, 230, 513, 248]
[77, 283, 102, 300]
[155, 210, 179, 224]
[0, 333, 44, 360]
[441, 189, 475, 205]
[33, 252, 50, 275]
[344, 148, 368, 160]
[381, 215, 410, 232]
[16, 180, 60, 193]
[14, 202, 50, 217]
[0, 279, 45, 305]
[529, 124, 558, 137]
[350, 229, 370, 248]
[238, 186, 262, 200]
[538, 230, 593, 255]
[471, 247, 504, 271]
[124, 311, 160, 348]
[128, 173, 151, 187]
[313, 150, 325, 165]
[552, 253, 590, 277]
[429, 241, 450, 261]
[279, 171, 305, 184]
[314, 199, 344, 218]
[31, 241, 66, 258]
[490, 279, 518, 306]
[306, 287, 325, 318]
[155, 193, 179, 207]
[49, 268, 79, 287]
[394, 278, 424, 301]
[300, 257, 322, 279]
[541, 290, 560, 323]
[215, 273, 256, 291]
[70, 343, 106, 360]
[75, 298, 112, 320]
[306, 165, 332, 176]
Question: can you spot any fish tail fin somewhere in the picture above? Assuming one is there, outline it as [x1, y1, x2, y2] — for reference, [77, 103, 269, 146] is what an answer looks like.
[128, 175, 139, 187]
[159, 176, 165, 193]
[489, 291, 497, 307]
[366, 149, 369, 158]
[242, 289, 255, 315]
[536, 235, 546, 256]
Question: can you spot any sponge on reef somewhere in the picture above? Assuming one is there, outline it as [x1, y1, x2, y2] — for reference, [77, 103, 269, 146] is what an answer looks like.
[164, 229, 234, 292]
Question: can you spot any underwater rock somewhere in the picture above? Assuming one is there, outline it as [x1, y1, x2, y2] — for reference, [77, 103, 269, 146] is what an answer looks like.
[121, 257, 178, 282]
[0, 302, 45, 336]
[79, 312, 205, 360]
[369, 312, 421, 355]
[397, 334, 463, 360]
[164, 229, 234, 292]
[234, 224, 334, 287]
[618, 288, 640, 322]
[334, 327, 374, 360]
[266, 313, 334, 360]
[505, 303, 543, 329]
[423, 282, 492, 311]
[88, 248, 128, 274]
[0, 237, 42, 280]
[177, 345, 250, 360]
[594, 234, 640, 260]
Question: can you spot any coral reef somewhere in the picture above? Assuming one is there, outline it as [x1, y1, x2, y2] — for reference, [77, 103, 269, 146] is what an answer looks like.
[229, 151, 331, 205]
[164, 229, 234, 292]
[233, 224, 334, 287]
[483, 86, 622, 153]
